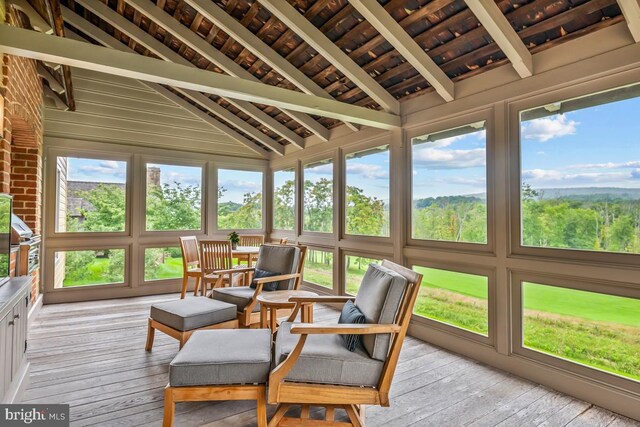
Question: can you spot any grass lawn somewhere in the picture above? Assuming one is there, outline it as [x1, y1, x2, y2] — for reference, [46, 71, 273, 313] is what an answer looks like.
[145, 256, 183, 281]
[304, 261, 333, 288]
[63, 258, 123, 287]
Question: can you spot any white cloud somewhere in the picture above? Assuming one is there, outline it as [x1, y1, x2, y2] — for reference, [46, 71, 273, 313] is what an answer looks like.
[522, 168, 634, 185]
[521, 115, 578, 142]
[413, 147, 486, 169]
[346, 163, 388, 179]
[571, 161, 640, 170]
[449, 177, 487, 187]
[306, 163, 332, 175]
[165, 171, 200, 186]
[219, 180, 261, 193]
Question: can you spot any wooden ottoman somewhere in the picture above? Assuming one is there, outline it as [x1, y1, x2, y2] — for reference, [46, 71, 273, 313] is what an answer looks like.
[163, 329, 271, 427]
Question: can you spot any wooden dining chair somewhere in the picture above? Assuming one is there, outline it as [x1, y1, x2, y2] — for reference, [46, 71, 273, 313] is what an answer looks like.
[279, 238, 288, 244]
[239, 235, 265, 264]
[179, 236, 201, 299]
[199, 240, 245, 296]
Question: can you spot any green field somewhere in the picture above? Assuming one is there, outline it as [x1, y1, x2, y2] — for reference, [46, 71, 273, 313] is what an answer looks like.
[144, 256, 183, 281]
[62, 257, 123, 287]
[412, 266, 640, 381]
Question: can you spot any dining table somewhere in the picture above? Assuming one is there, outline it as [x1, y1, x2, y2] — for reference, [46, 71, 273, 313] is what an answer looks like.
[232, 246, 260, 267]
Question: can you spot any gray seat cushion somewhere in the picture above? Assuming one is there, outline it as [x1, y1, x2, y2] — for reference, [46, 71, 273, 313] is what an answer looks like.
[170, 329, 271, 386]
[355, 264, 408, 361]
[150, 298, 237, 331]
[274, 322, 384, 387]
[210, 287, 260, 312]
[255, 245, 301, 290]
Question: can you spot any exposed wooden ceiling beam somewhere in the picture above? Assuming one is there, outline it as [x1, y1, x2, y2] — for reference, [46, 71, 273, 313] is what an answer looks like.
[0, 25, 401, 129]
[70, 0, 285, 154]
[345, 0, 455, 101]
[183, 0, 368, 129]
[125, 0, 307, 148]
[617, 0, 640, 41]
[47, 0, 76, 110]
[464, 0, 534, 78]
[64, 24, 269, 158]
[257, 0, 402, 114]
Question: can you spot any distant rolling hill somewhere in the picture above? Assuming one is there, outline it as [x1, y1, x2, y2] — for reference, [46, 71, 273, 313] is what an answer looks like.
[536, 187, 640, 201]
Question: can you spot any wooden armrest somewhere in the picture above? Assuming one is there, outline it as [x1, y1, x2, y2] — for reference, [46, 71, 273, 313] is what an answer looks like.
[290, 323, 401, 335]
[288, 296, 355, 303]
[211, 267, 255, 275]
[254, 273, 300, 284]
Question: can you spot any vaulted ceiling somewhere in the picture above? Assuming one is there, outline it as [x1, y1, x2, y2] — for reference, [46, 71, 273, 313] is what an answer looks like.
[14, 0, 630, 156]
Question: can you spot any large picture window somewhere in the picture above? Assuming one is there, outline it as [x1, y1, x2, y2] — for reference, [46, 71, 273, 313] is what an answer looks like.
[217, 169, 263, 230]
[55, 156, 127, 233]
[145, 163, 202, 231]
[144, 247, 183, 281]
[303, 160, 333, 233]
[273, 168, 295, 231]
[522, 282, 640, 381]
[345, 255, 382, 295]
[520, 85, 640, 254]
[412, 265, 489, 336]
[304, 249, 334, 289]
[345, 146, 390, 237]
[411, 122, 487, 244]
[54, 249, 125, 288]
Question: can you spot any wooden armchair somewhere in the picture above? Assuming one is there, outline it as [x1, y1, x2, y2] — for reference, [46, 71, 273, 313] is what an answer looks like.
[267, 260, 422, 427]
[179, 236, 201, 299]
[199, 240, 247, 296]
[210, 244, 307, 327]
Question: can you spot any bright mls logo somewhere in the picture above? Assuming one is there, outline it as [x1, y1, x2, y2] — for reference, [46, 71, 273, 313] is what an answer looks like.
[1, 405, 69, 426]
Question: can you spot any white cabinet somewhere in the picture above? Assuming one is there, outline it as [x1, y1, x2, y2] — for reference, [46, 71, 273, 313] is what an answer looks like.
[0, 278, 30, 403]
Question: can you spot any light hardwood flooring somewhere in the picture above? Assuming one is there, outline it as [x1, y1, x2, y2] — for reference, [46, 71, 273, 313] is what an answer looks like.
[21, 294, 640, 426]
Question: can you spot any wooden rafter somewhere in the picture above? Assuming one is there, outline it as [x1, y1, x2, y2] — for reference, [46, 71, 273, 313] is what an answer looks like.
[0, 25, 402, 128]
[258, 0, 402, 114]
[125, 0, 308, 148]
[183, 0, 368, 130]
[37, 62, 65, 93]
[63, 21, 269, 157]
[71, 0, 286, 154]
[47, 0, 76, 110]
[346, 0, 455, 101]
[464, 0, 534, 78]
[617, 0, 640, 41]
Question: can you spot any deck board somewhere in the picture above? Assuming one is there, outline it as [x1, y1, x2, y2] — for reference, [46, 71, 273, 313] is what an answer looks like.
[22, 294, 640, 426]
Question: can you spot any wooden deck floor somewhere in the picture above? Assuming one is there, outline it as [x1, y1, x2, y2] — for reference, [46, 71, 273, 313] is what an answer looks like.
[22, 294, 640, 427]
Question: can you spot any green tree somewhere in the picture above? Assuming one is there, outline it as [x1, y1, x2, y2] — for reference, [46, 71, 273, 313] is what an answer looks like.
[346, 185, 387, 236]
[78, 184, 126, 232]
[304, 178, 333, 232]
[146, 183, 201, 230]
[274, 179, 295, 230]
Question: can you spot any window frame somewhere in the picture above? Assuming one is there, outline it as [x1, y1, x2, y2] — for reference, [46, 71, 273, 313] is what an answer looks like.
[47, 148, 133, 239]
[271, 165, 298, 234]
[408, 257, 496, 347]
[509, 83, 640, 267]
[51, 244, 130, 290]
[341, 141, 392, 242]
[510, 270, 640, 390]
[302, 245, 337, 294]
[140, 157, 207, 236]
[139, 243, 185, 285]
[301, 153, 337, 237]
[215, 165, 267, 233]
[406, 110, 495, 254]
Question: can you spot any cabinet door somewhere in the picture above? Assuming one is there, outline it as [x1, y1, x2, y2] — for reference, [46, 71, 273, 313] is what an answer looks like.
[0, 312, 10, 402]
[11, 298, 27, 378]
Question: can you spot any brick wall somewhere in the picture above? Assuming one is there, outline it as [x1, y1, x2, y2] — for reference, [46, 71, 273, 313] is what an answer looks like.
[1, 5, 44, 302]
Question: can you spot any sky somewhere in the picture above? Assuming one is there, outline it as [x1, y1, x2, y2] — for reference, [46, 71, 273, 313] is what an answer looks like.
[411, 94, 640, 199]
[218, 168, 263, 203]
[67, 158, 127, 183]
[412, 127, 487, 199]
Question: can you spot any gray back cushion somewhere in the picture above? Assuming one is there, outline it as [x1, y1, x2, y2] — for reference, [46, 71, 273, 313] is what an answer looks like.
[255, 245, 301, 290]
[355, 263, 408, 361]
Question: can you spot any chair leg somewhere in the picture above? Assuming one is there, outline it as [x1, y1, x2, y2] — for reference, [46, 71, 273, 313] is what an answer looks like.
[193, 276, 201, 297]
[268, 404, 289, 427]
[256, 386, 267, 427]
[145, 318, 155, 351]
[162, 386, 175, 427]
[180, 276, 188, 299]
[345, 405, 364, 427]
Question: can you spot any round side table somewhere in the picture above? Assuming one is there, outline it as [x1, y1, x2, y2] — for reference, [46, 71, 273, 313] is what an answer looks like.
[257, 290, 318, 334]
